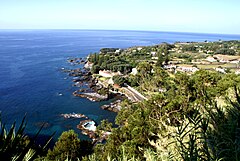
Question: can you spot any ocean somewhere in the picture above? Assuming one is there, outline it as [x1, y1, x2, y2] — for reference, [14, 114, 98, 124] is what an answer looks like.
[0, 29, 240, 141]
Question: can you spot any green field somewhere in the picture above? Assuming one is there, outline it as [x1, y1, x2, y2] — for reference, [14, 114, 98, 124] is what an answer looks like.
[196, 63, 238, 69]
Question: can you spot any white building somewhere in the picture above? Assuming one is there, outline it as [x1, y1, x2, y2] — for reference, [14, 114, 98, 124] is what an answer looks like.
[99, 70, 121, 78]
[215, 68, 226, 74]
[131, 68, 138, 75]
[177, 66, 199, 73]
[164, 64, 177, 69]
[84, 61, 93, 69]
[230, 60, 240, 64]
[235, 70, 240, 75]
[206, 56, 217, 62]
[213, 54, 240, 63]
[115, 49, 121, 53]
[151, 51, 157, 56]
[151, 57, 158, 60]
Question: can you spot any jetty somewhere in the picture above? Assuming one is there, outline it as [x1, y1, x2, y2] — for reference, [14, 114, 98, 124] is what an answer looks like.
[73, 91, 108, 102]
[61, 113, 88, 119]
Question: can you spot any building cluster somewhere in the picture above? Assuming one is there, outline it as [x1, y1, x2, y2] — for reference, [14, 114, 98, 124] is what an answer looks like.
[206, 54, 240, 64]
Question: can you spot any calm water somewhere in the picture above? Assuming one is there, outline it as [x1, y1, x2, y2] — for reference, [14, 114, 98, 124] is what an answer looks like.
[0, 30, 240, 141]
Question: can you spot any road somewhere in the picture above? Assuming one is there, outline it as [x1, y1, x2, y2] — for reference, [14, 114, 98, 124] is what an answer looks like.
[122, 83, 147, 102]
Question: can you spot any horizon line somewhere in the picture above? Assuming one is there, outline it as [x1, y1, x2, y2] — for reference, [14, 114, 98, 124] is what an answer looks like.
[0, 28, 240, 36]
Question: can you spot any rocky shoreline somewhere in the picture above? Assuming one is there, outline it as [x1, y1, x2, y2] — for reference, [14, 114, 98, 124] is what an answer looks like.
[60, 57, 124, 143]
[73, 91, 108, 102]
[62, 57, 124, 111]
[76, 119, 111, 144]
[77, 119, 97, 139]
[61, 113, 88, 119]
[67, 57, 85, 65]
[101, 99, 122, 112]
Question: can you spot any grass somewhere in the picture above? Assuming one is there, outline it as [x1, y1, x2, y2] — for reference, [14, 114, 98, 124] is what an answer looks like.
[176, 63, 238, 69]
[197, 63, 237, 69]
[99, 77, 107, 81]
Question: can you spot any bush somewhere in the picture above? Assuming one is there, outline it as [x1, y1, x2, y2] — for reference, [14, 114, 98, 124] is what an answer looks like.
[182, 45, 197, 52]
[0, 116, 53, 161]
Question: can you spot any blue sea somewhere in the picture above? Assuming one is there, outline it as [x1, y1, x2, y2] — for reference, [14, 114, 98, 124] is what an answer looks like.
[0, 30, 240, 141]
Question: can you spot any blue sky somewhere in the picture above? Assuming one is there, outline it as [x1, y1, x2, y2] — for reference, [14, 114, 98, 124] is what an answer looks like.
[0, 0, 239, 34]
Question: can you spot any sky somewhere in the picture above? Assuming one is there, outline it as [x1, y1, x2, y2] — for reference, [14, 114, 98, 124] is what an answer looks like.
[0, 0, 240, 34]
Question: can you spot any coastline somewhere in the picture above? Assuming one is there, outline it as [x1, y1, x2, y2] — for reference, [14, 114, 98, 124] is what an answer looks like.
[2, 30, 239, 144]
[61, 57, 126, 142]
[63, 58, 126, 111]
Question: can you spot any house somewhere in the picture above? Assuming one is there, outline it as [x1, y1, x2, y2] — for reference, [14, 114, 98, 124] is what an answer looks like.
[151, 51, 157, 56]
[215, 67, 226, 74]
[113, 84, 121, 89]
[177, 50, 182, 53]
[159, 88, 167, 92]
[151, 57, 158, 60]
[115, 49, 121, 53]
[176, 66, 199, 73]
[164, 64, 177, 69]
[99, 70, 121, 78]
[213, 54, 240, 63]
[84, 61, 93, 69]
[235, 70, 240, 75]
[230, 60, 240, 64]
[206, 56, 217, 62]
[131, 68, 138, 75]
[207, 50, 214, 54]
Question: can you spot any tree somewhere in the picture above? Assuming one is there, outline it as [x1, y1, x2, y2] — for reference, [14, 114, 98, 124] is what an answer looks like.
[97, 55, 104, 66]
[182, 45, 197, 52]
[46, 130, 81, 161]
[137, 62, 152, 77]
[93, 53, 98, 63]
[128, 75, 139, 87]
[156, 54, 164, 67]
[91, 65, 100, 74]
[112, 75, 126, 86]
[97, 120, 113, 132]
[215, 48, 236, 55]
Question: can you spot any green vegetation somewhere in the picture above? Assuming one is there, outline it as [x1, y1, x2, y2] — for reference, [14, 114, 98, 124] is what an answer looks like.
[88, 71, 240, 161]
[88, 52, 132, 74]
[2, 40, 240, 161]
[82, 40, 240, 160]
[46, 130, 81, 161]
[196, 63, 237, 69]
[46, 130, 92, 161]
[0, 116, 53, 161]
[182, 44, 197, 52]
[215, 48, 236, 55]
[194, 40, 240, 55]
[88, 43, 174, 74]
[112, 75, 126, 86]
[100, 48, 119, 54]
